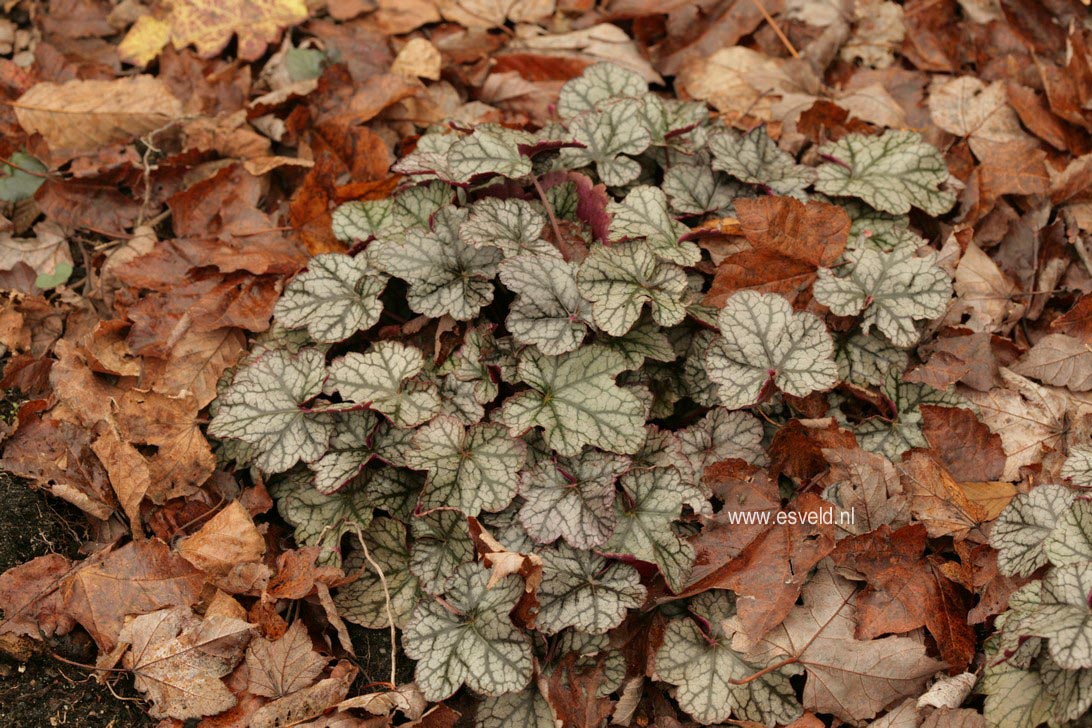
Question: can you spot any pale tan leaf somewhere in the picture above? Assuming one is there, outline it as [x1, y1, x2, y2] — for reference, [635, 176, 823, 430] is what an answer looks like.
[391, 38, 442, 81]
[14, 76, 183, 155]
[246, 620, 329, 699]
[177, 501, 266, 576]
[1012, 333, 1092, 391]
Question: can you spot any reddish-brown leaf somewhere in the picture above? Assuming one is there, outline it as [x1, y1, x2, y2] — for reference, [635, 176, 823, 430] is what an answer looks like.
[920, 405, 1007, 482]
[704, 196, 849, 307]
[0, 553, 76, 638]
[769, 418, 858, 482]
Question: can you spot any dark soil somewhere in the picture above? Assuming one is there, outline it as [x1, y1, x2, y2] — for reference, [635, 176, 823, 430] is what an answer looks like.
[0, 450, 154, 727]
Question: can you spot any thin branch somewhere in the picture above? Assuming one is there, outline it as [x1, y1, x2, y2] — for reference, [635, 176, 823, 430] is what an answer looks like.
[352, 526, 397, 686]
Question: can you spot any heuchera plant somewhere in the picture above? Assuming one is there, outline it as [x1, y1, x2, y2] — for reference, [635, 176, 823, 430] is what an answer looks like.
[208, 63, 962, 726]
[980, 453, 1092, 726]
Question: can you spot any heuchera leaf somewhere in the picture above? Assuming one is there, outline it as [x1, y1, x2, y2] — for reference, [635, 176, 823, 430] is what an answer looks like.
[604, 468, 695, 592]
[557, 62, 647, 119]
[710, 126, 815, 198]
[815, 130, 956, 215]
[273, 253, 387, 344]
[676, 407, 766, 476]
[663, 154, 739, 215]
[852, 371, 965, 459]
[404, 563, 533, 701]
[498, 254, 589, 355]
[335, 517, 420, 629]
[408, 415, 527, 516]
[408, 511, 476, 597]
[559, 99, 652, 187]
[577, 242, 689, 336]
[460, 197, 557, 257]
[371, 207, 502, 321]
[1044, 499, 1092, 568]
[476, 685, 557, 728]
[815, 247, 952, 348]
[704, 291, 838, 409]
[1062, 446, 1092, 488]
[607, 185, 700, 266]
[990, 484, 1077, 577]
[270, 470, 372, 567]
[393, 125, 534, 184]
[835, 331, 909, 387]
[655, 592, 803, 725]
[1019, 562, 1092, 670]
[326, 341, 440, 428]
[309, 411, 378, 494]
[498, 346, 647, 457]
[332, 182, 452, 242]
[517, 450, 629, 549]
[536, 544, 646, 634]
[209, 348, 333, 474]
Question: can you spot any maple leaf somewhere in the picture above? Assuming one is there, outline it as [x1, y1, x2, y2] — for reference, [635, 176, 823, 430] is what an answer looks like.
[747, 562, 944, 724]
[120, 606, 253, 719]
[705, 196, 849, 305]
[246, 620, 328, 699]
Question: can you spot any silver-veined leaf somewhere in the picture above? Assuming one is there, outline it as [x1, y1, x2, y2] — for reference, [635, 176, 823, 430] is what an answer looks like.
[326, 341, 440, 428]
[410, 510, 476, 594]
[309, 411, 378, 494]
[517, 449, 629, 548]
[536, 544, 646, 634]
[990, 484, 1077, 577]
[710, 127, 815, 198]
[835, 331, 909, 387]
[209, 348, 333, 474]
[655, 592, 803, 725]
[370, 207, 501, 321]
[607, 185, 700, 266]
[332, 182, 452, 242]
[559, 99, 651, 187]
[705, 291, 838, 409]
[558, 63, 647, 119]
[498, 346, 647, 457]
[403, 563, 533, 700]
[499, 254, 590, 355]
[663, 154, 740, 215]
[408, 415, 526, 516]
[577, 241, 688, 337]
[460, 197, 557, 257]
[273, 253, 388, 343]
[676, 407, 766, 475]
[270, 470, 372, 567]
[815, 131, 955, 215]
[604, 468, 694, 592]
[335, 517, 420, 629]
[814, 247, 951, 348]
[1018, 562, 1092, 670]
[476, 684, 556, 728]
[1044, 499, 1092, 567]
[1062, 446, 1092, 488]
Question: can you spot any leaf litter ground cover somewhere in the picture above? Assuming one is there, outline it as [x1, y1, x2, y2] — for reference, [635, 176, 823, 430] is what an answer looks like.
[3, 1, 1092, 727]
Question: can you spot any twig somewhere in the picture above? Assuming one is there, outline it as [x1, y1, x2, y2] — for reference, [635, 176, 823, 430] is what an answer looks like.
[529, 174, 570, 260]
[352, 526, 397, 686]
[0, 156, 52, 180]
[750, 0, 800, 59]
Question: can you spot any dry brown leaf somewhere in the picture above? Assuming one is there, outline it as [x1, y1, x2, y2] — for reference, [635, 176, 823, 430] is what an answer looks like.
[245, 620, 329, 699]
[944, 244, 1024, 334]
[745, 561, 944, 724]
[0, 222, 72, 284]
[14, 76, 183, 155]
[928, 77, 1032, 157]
[120, 606, 254, 720]
[957, 481, 1016, 520]
[1011, 333, 1092, 391]
[249, 659, 358, 728]
[0, 553, 76, 639]
[91, 423, 151, 533]
[897, 452, 988, 539]
[144, 327, 247, 408]
[391, 38, 442, 81]
[62, 539, 205, 651]
[960, 368, 1068, 481]
[816, 446, 911, 537]
[436, 0, 553, 28]
[177, 501, 266, 576]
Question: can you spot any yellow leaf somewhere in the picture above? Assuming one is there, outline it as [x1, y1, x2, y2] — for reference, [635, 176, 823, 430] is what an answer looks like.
[118, 15, 171, 67]
[119, 0, 309, 66]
